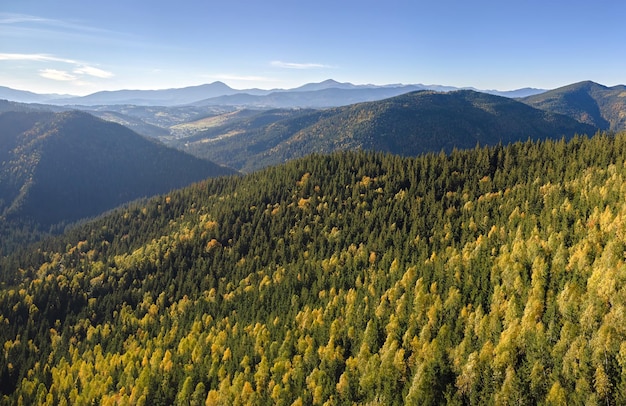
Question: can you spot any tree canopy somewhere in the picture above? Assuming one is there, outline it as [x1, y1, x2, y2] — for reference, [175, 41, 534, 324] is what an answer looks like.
[2, 132, 626, 404]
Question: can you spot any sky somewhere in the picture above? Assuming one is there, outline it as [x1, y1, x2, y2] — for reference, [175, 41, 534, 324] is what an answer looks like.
[1, 0, 625, 95]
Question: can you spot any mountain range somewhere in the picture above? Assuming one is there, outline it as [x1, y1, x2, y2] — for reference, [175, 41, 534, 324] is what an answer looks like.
[0, 79, 546, 107]
[180, 89, 596, 172]
[0, 86, 72, 104]
[0, 79, 622, 245]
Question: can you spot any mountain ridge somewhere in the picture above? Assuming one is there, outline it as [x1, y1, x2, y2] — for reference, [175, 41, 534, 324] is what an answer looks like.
[48, 81, 240, 106]
[0, 86, 72, 104]
[521, 80, 626, 131]
[181, 89, 596, 172]
[1, 79, 548, 107]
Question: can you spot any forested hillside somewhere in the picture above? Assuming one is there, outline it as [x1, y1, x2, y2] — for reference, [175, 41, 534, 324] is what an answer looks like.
[0, 110, 236, 254]
[521, 81, 626, 131]
[183, 90, 596, 172]
[3, 133, 626, 404]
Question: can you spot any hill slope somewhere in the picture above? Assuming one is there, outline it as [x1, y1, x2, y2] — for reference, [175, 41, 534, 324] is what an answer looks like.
[2, 134, 626, 404]
[521, 80, 626, 131]
[183, 90, 596, 171]
[0, 110, 236, 250]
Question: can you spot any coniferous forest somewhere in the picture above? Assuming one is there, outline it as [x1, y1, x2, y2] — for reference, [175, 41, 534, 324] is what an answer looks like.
[4, 132, 626, 404]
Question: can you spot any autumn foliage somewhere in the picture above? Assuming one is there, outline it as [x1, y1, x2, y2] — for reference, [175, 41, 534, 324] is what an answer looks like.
[3, 133, 626, 404]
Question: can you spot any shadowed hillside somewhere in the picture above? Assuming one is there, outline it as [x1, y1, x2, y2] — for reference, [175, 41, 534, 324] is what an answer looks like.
[0, 110, 236, 252]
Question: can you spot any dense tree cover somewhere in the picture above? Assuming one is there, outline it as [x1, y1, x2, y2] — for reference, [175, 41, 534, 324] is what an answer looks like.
[3, 133, 626, 404]
[522, 81, 626, 131]
[0, 110, 236, 255]
[182, 90, 596, 172]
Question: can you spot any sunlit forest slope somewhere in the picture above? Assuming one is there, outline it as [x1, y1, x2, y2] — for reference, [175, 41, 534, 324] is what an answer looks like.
[3, 133, 626, 404]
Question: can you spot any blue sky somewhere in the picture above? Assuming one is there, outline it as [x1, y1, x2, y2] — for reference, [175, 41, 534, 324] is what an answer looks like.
[1, 0, 624, 95]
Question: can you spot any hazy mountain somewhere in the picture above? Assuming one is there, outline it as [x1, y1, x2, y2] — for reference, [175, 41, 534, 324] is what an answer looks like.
[0, 86, 72, 103]
[191, 81, 545, 107]
[192, 86, 429, 108]
[1, 80, 547, 108]
[285, 80, 546, 97]
[521, 81, 626, 131]
[0, 110, 236, 250]
[287, 79, 368, 92]
[50, 82, 239, 106]
[182, 90, 596, 172]
[486, 87, 545, 98]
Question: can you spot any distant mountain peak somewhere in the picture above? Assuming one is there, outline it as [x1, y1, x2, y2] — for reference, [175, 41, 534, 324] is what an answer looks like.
[562, 80, 607, 91]
[203, 81, 232, 89]
[291, 79, 359, 92]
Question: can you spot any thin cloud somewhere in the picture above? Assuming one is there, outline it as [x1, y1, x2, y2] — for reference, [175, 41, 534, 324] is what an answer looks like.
[0, 14, 48, 25]
[0, 53, 77, 64]
[271, 60, 333, 69]
[0, 53, 114, 80]
[0, 12, 117, 35]
[74, 66, 114, 79]
[39, 69, 77, 81]
[0, 12, 148, 53]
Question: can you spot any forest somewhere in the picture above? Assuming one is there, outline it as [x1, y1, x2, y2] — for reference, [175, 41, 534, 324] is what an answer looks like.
[2, 132, 626, 404]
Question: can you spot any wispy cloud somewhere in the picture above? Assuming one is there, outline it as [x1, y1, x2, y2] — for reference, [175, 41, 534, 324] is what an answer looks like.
[73, 66, 114, 79]
[0, 53, 114, 81]
[0, 12, 148, 53]
[0, 12, 116, 36]
[39, 69, 77, 81]
[271, 60, 333, 69]
[0, 14, 48, 25]
[0, 53, 77, 64]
